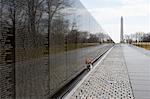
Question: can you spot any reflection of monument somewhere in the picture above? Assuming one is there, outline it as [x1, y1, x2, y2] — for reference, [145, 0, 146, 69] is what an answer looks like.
[120, 16, 124, 43]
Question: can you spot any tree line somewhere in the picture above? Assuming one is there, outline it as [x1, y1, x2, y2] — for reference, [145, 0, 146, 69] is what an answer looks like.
[0, 0, 114, 57]
[125, 32, 150, 43]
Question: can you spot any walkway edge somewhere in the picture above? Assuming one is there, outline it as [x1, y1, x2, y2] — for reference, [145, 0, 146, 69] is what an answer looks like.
[63, 46, 114, 99]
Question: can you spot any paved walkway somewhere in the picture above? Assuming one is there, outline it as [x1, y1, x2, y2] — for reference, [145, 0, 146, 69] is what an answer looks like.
[123, 44, 150, 99]
[65, 44, 150, 99]
[65, 44, 134, 99]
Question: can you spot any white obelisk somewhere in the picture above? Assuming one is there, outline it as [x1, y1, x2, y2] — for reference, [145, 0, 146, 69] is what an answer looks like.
[120, 16, 124, 43]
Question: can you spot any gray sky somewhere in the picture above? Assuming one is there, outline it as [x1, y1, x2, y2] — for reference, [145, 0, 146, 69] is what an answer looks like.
[80, 0, 150, 43]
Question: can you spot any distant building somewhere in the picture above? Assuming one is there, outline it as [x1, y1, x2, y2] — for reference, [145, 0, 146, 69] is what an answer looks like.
[120, 16, 124, 43]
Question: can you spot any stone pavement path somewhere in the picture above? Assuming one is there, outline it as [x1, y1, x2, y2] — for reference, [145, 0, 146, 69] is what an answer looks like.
[66, 45, 134, 99]
[123, 44, 150, 99]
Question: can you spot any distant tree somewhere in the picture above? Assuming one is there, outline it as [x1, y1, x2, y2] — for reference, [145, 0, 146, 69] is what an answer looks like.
[88, 34, 99, 43]
[78, 32, 88, 43]
[96, 33, 105, 43]
[142, 34, 150, 42]
[51, 16, 69, 45]
[67, 29, 80, 43]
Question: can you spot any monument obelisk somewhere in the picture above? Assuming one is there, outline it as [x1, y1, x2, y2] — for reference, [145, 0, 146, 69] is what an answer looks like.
[120, 16, 124, 43]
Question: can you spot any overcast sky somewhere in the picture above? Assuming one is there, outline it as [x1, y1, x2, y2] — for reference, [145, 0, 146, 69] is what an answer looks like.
[80, 0, 150, 43]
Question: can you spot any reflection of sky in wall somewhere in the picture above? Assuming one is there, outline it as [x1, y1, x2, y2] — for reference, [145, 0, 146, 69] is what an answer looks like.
[80, 0, 150, 43]
[64, 0, 105, 34]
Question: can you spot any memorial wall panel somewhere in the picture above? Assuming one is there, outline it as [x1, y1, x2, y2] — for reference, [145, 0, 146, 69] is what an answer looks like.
[0, 0, 114, 98]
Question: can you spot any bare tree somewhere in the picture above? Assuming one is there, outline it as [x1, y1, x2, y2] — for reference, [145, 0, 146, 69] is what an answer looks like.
[46, 0, 71, 45]
[26, 0, 45, 47]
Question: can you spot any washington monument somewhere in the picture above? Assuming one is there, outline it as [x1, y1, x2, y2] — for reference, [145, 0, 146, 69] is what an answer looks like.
[120, 16, 124, 43]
